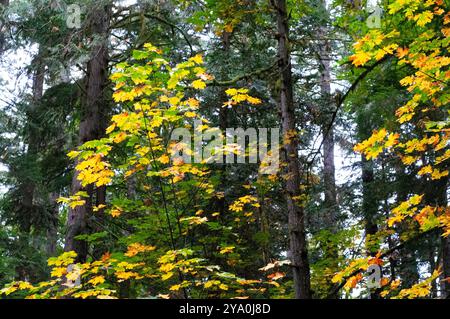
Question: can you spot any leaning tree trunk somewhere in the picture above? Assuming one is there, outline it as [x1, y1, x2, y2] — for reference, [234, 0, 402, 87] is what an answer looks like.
[274, 0, 311, 299]
[65, 3, 110, 262]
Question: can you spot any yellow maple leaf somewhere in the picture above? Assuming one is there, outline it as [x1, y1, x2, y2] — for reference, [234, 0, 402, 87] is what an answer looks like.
[185, 111, 197, 118]
[192, 79, 206, 90]
[88, 276, 105, 286]
[51, 267, 66, 278]
[414, 10, 434, 27]
[190, 54, 203, 65]
[159, 154, 170, 164]
[350, 51, 372, 67]
[219, 246, 235, 254]
[110, 208, 122, 218]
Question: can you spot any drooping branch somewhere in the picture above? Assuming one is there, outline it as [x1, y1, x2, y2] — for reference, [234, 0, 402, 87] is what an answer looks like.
[306, 55, 391, 167]
[111, 11, 194, 56]
[208, 59, 280, 86]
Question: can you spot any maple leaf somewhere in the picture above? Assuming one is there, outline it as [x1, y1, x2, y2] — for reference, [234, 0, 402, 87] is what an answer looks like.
[396, 47, 409, 59]
[125, 243, 156, 257]
[88, 276, 105, 286]
[161, 272, 174, 281]
[170, 284, 182, 291]
[185, 111, 197, 118]
[101, 252, 111, 262]
[349, 51, 372, 67]
[192, 79, 206, 90]
[219, 283, 228, 290]
[414, 11, 434, 27]
[51, 267, 66, 278]
[67, 150, 80, 159]
[267, 272, 285, 281]
[368, 252, 384, 266]
[190, 54, 203, 65]
[344, 273, 363, 290]
[219, 246, 235, 254]
[159, 154, 170, 164]
[110, 208, 122, 218]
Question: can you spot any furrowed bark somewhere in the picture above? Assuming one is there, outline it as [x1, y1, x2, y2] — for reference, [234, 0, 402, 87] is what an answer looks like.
[274, 0, 311, 299]
[361, 156, 380, 299]
[65, 3, 110, 262]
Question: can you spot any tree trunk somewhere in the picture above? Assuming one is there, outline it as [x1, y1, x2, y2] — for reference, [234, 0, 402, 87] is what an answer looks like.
[275, 0, 311, 299]
[362, 157, 378, 251]
[317, 0, 339, 298]
[319, 1, 337, 231]
[394, 166, 420, 289]
[423, 176, 450, 298]
[0, 0, 9, 54]
[442, 236, 450, 298]
[23, 47, 45, 229]
[13, 45, 45, 281]
[361, 156, 380, 299]
[65, 3, 110, 263]
[46, 192, 59, 256]
[428, 243, 438, 298]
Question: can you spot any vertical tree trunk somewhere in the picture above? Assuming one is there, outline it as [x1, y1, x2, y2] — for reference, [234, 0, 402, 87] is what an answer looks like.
[424, 176, 450, 298]
[65, 3, 110, 262]
[317, 0, 339, 298]
[361, 156, 380, 299]
[23, 48, 45, 228]
[14, 46, 45, 281]
[428, 243, 438, 298]
[46, 192, 59, 256]
[0, 0, 9, 55]
[318, 1, 337, 231]
[274, 0, 311, 299]
[20, 60, 43, 228]
[362, 157, 378, 251]
[395, 166, 420, 289]
[442, 236, 450, 298]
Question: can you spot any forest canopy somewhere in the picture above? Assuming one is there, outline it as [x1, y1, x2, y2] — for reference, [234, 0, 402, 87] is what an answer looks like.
[0, 0, 449, 300]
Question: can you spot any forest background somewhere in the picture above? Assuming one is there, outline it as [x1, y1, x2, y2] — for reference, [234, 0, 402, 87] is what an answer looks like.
[0, 0, 449, 299]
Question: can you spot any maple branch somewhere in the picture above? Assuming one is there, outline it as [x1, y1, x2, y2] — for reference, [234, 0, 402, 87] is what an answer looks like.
[327, 227, 438, 298]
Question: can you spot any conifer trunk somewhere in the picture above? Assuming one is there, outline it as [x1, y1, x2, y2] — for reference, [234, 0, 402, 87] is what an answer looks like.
[65, 3, 110, 262]
[274, 0, 311, 299]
